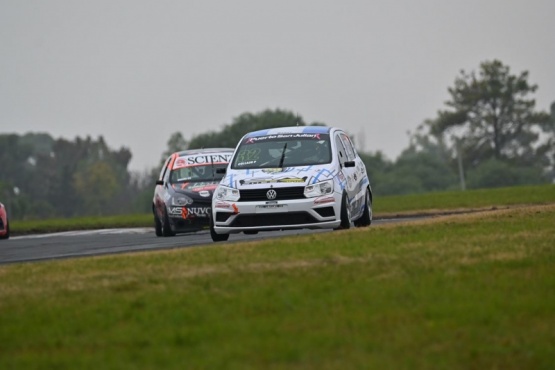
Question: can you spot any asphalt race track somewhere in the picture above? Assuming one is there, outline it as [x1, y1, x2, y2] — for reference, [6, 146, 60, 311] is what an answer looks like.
[0, 218, 407, 265]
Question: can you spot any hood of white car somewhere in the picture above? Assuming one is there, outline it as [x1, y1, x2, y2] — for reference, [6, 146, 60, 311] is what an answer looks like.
[221, 165, 339, 189]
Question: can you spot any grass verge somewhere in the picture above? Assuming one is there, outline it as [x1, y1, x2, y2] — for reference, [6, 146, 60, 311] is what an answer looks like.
[1, 204, 554, 369]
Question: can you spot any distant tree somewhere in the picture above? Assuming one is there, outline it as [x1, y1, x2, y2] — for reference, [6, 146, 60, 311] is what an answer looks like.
[187, 108, 309, 149]
[129, 168, 159, 213]
[160, 132, 188, 164]
[358, 150, 392, 187]
[0, 134, 33, 188]
[1, 133, 136, 219]
[428, 60, 551, 171]
[73, 161, 119, 215]
[466, 158, 545, 189]
[541, 101, 555, 181]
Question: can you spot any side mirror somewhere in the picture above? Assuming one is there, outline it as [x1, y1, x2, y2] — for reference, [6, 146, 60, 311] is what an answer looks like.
[155, 180, 164, 186]
[344, 161, 355, 168]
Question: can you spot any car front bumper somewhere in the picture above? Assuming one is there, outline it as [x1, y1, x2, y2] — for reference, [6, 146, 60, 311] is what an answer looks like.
[212, 193, 342, 234]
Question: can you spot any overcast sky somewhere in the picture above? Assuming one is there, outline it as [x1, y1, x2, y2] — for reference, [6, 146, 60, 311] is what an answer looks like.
[1, 0, 554, 172]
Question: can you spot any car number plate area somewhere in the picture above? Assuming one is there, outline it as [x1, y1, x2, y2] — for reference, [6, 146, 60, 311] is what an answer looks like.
[255, 204, 288, 213]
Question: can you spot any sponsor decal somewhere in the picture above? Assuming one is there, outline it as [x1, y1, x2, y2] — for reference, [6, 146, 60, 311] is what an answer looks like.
[168, 206, 210, 219]
[178, 182, 218, 192]
[173, 154, 232, 169]
[237, 160, 256, 167]
[168, 207, 183, 216]
[174, 158, 187, 168]
[239, 176, 307, 185]
[199, 190, 210, 197]
[262, 168, 286, 174]
[243, 133, 323, 144]
[189, 183, 218, 192]
[185, 154, 232, 165]
[314, 196, 335, 205]
[182, 207, 210, 219]
[215, 201, 231, 209]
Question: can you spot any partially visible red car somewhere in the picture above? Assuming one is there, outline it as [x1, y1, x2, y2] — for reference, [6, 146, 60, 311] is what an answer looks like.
[0, 202, 9, 239]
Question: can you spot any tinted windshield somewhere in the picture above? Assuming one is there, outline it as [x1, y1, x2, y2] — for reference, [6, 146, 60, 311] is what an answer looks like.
[231, 133, 331, 169]
[170, 163, 228, 183]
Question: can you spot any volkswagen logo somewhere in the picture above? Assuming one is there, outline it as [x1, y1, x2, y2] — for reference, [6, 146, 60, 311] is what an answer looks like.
[266, 189, 277, 200]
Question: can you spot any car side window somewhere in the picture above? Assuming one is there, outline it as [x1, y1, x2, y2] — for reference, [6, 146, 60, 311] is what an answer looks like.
[340, 134, 356, 161]
[335, 135, 348, 165]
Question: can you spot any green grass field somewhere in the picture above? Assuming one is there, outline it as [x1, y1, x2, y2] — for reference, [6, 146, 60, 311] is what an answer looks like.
[1, 184, 554, 369]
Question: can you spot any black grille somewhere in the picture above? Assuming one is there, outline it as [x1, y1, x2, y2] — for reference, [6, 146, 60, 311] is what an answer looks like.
[229, 212, 318, 227]
[315, 206, 335, 218]
[215, 212, 232, 223]
[239, 187, 306, 202]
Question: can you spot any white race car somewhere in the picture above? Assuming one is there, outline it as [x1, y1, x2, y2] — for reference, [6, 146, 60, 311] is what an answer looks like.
[210, 126, 372, 241]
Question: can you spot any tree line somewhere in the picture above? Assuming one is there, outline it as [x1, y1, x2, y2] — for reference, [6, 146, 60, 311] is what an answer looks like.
[1, 60, 553, 220]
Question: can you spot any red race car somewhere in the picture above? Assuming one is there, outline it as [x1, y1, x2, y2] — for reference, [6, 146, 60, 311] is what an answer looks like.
[0, 202, 9, 240]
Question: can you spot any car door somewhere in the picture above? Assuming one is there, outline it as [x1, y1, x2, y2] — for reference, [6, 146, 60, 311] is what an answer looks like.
[339, 133, 367, 219]
[334, 132, 358, 215]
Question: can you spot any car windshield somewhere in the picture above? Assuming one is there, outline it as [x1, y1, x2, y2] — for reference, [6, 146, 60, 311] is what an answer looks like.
[169, 163, 227, 183]
[231, 133, 332, 169]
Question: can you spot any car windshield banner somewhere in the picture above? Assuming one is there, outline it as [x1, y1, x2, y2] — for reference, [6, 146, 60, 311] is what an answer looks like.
[243, 133, 328, 145]
[173, 153, 233, 170]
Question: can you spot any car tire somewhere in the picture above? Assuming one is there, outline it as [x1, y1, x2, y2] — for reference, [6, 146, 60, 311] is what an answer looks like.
[153, 206, 163, 237]
[337, 192, 351, 230]
[354, 188, 372, 227]
[162, 208, 176, 237]
[210, 217, 229, 242]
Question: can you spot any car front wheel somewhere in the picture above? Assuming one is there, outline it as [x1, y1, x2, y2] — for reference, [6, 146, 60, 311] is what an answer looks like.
[162, 208, 176, 237]
[153, 206, 163, 237]
[336, 192, 351, 230]
[210, 217, 229, 242]
[354, 188, 372, 227]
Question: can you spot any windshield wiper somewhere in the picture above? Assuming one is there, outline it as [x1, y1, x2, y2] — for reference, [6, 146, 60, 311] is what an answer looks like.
[278, 143, 287, 168]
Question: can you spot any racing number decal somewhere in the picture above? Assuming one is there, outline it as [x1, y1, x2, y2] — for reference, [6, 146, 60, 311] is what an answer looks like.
[236, 148, 261, 164]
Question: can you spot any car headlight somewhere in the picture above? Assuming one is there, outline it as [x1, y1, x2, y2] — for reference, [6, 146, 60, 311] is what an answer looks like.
[215, 184, 240, 202]
[171, 195, 193, 206]
[304, 179, 334, 198]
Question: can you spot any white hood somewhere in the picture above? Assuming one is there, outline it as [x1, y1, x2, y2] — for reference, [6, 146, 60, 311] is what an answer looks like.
[222, 165, 338, 189]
